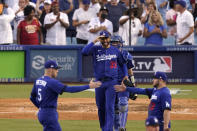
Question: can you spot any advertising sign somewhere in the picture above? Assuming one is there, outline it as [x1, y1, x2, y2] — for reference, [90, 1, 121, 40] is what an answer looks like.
[0, 51, 25, 82]
[30, 50, 78, 81]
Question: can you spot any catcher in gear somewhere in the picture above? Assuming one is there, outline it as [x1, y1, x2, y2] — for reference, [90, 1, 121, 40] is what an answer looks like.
[111, 35, 137, 131]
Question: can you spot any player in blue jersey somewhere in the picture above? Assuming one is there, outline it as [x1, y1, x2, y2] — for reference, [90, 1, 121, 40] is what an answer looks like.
[114, 71, 171, 131]
[82, 31, 128, 131]
[30, 60, 101, 131]
[110, 35, 137, 131]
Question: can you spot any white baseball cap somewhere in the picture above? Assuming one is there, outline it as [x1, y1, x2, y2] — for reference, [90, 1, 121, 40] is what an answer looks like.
[44, 0, 52, 4]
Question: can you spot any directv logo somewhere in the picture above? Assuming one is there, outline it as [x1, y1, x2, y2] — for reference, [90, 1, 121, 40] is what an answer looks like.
[132, 56, 172, 73]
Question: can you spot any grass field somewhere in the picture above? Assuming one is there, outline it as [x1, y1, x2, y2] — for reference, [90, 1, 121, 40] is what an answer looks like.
[0, 84, 197, 131]
[0, 84, 197, 99]
[0, 119, 197, 131]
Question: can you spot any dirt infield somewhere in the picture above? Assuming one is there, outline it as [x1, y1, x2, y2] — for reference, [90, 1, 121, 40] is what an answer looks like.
[0, 98, 197, 120]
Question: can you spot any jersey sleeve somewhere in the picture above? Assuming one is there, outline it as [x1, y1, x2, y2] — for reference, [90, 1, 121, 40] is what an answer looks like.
[64, 85, 90, 93]
[161, 90, 172, 111]
[48, 79, 66, 95]
[30, 83, 39, 108]
[126, 87, 154, 97]
[82, 42, 96, 55]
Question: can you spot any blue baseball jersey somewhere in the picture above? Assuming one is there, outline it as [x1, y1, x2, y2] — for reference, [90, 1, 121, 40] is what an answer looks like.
[126, 87, 171, 127]
[118, 50, 134, 82]
[30, 76, 90, 109]
[30, 76, 65, 109]
[82, 42, 127, 80]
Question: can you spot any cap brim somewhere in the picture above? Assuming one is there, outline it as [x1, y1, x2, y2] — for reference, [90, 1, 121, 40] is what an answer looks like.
[55, 66, 62, 69]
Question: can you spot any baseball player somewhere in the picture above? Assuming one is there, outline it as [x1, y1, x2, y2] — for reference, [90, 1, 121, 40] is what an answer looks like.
[114, 71, 171, 131]
[110, 35, 137, 131]
[145, 116, 160, 131]
[82, 31, 128, 131]
[30, 60, 101, 131]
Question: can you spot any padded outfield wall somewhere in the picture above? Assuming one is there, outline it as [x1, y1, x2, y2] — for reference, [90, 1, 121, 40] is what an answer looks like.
[0, 45, 197, 83]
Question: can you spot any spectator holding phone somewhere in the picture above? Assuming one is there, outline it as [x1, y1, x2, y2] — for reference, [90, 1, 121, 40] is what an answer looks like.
[143, 10, 167, 46]
[73, 0, 94, 44]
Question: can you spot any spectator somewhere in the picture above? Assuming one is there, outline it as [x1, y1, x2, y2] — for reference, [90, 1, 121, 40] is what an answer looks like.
[193, 0, 197, 20]
[119, 8, 142, 45]
[0, 3, 15, 44]
[25, 0, 36, 8]
[17, 5, 42, 45]
[183, 0, 193, 12]
[155, 0, 168, 22]
[166, 0, 177, 41]
[105, 0, 127, 34]
[143, 10, 167, 46]
[195, 17, 197, 33]
[44, 1, 69, 45]
[88, 6, 113, 44]
[73, 0, 94, 44]
[5, 0, 19, 9]
[89, 0, 101, 17]
[59, 0, 73, 14]
[175, 0, 194, 45]
[141, 1, 156, 24]
[37, 0, 52, 43]
[59, 0, 79, 45]
[13, 0, 27, 43]
[120, 0, 144, 18]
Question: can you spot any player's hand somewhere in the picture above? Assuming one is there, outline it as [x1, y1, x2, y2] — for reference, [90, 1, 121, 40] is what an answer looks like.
[93, 36, 101, 44]
[114, 84, 126, 92]
[89, 79, 102, 89]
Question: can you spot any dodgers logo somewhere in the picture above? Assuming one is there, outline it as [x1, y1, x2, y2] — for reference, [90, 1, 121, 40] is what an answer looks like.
[96, 54, 117, 61]
[151, 94, 157, 100]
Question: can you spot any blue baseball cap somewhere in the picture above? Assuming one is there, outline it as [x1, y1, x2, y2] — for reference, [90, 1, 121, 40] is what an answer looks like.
[110, 35, 124, 44]
[82, 0, 90, 5]
[44, 60, 61, 69]
[99, 30, 110, 38]
[175, 0, 186, 8]
[153, 71, 167, 81]
[145, 116, 159, 126]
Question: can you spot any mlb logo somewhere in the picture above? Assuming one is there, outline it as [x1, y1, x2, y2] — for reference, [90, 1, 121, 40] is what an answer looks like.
[153, 56, 172, 72]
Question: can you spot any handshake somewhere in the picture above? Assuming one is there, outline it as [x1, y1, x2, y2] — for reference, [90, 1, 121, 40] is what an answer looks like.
[114, 79, 138, 100]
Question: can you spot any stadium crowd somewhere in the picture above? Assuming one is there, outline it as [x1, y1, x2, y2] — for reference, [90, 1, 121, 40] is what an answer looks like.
[0, 0, 197, 45]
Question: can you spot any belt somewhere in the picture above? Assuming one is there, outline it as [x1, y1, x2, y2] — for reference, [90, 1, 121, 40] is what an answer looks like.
[39, 106, 56, 110]
[98, 77, 113, 82]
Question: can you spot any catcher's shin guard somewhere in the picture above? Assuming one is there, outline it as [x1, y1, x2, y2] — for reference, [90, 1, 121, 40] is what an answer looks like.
[119, 97, 128, 128]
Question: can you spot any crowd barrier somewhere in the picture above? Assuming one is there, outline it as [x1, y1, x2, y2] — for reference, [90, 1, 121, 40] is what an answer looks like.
[0, 45, 197, 83]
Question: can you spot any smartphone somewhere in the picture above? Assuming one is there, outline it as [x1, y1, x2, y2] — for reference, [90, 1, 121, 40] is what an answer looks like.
[0, 4, 3, 14]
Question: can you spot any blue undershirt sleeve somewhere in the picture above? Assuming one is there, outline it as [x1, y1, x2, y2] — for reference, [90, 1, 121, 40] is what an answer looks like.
[82, 42, 95, 55]
[64, 85, 90, 93]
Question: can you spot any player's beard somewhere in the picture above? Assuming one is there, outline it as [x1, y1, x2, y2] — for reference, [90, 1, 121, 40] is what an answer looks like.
[101, 42, 110, 48]
[153, 80, 159, 88]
